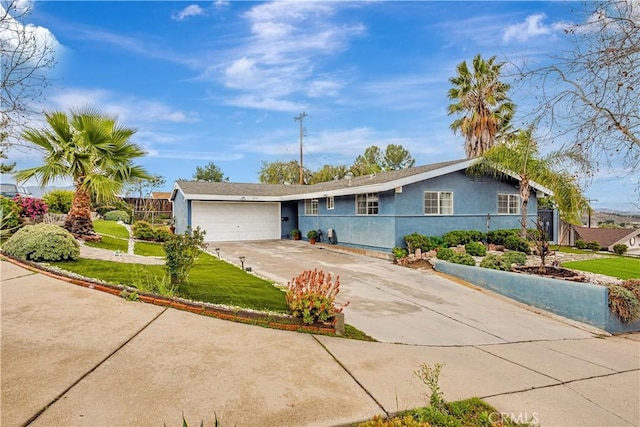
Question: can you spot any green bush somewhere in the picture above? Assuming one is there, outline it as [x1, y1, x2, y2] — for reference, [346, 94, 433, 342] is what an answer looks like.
[404, 232, 438, 252]
[608, 284, 640, 323]
[103, 210, 130, 223]
[486, 229, 519, 245]
[503, 235, 531, 254]
[442, 230, 485, 247]
[392, 246, 408, 259]
[0, 196, 20, 230]
[621, 279, 640, 301]
[43, 190, 74, 214]
[575, 239, 587, 249]
[612, 244, 628, 255]
[448, 253, 476, 266]
[153, 227, 173, 242]
[164, 227, 207, 286]
[501, 251, 527, 266]
[133, 221, 155, 240]
[479, 254, 508, 270]
[464, 241, 487, 256]
[436, 247, 455, 260]
[2, 223, 79, 261]
[587, 240, 601, 251]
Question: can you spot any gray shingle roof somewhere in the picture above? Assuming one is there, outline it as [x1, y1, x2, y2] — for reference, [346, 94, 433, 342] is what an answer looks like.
[175, 158, 470, 199]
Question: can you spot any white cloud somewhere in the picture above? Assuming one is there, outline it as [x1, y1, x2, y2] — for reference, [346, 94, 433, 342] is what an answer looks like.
[223, 95, 305, 112]
[47, 88, 199, 124]
[503, 14, 568, 43]
[172, 4, 205, 21]
[213, 0, 230, 11]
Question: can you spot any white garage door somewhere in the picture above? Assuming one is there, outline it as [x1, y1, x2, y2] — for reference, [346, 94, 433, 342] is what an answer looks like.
[191, 201, 281, 242]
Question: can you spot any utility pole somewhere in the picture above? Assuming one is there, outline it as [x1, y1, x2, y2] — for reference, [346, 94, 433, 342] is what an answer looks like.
[294, 112, 308, 185]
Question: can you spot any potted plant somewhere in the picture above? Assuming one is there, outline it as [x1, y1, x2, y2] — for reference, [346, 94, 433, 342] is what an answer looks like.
[290, 228, 301, 240]
[307, 229, 319, 244]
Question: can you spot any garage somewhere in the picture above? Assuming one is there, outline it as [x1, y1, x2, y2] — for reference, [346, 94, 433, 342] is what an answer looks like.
[191, 201, 281, 242]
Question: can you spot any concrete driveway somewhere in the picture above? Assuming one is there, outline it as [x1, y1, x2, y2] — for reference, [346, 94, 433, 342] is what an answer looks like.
[209, 240, 597, 345]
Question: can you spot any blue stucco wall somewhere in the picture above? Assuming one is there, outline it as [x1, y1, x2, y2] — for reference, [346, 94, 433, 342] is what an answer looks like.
[172, 191, 189, 235]
[433, 261, 640, 333]
[393, 171, 538, 248]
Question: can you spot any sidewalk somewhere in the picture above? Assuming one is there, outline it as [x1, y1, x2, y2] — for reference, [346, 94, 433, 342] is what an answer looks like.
[1, 260, 638, 427]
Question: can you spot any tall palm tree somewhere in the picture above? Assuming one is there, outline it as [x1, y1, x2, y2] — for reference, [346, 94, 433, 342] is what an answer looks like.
[15, 108, 150, 238]
[448, 54, 515, 158]
[470, 128, 589, 238]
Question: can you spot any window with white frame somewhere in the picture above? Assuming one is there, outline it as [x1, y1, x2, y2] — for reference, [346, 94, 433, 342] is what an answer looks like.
[498, 194, 520, 214]
[326, 196, 334, 210]
[305, 199, 318, 215]
[424, 191, 453, 215]
[356, 193, 378, 215]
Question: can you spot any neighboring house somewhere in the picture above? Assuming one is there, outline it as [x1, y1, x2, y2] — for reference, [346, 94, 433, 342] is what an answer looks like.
[151, 192, 172, 200]
[571, 226, 640, 255]
[170, 158, 553, 252]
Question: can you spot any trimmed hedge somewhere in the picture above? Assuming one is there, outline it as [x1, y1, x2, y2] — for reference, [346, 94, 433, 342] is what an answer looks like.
[465, 241, 487, 256]
[503, 235, 531, 254]
[2, 223, 79, 261]
[436, 247, 455, 261]
[448, 253, 476, 266]
[103, 210, 131, 223]
[442, 230, 485, 247]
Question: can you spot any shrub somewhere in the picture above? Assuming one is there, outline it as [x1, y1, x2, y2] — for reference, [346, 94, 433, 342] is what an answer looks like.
[43, 190, 74, 214]
[392, 246, 408, 259]
[613, 244, 628, 255]
[404, 233, 438, 252]
[575, 239, 587, 249]
[501, 251, 527, 266]
[0, 196, 20, 230]
[133, 221, 155, 240]
[286, 269, 349, 324]
[103, 210, 130, 223]
[503, 235, 531, 254]
[163, 226, 207, 286]
[486, 229, 519, 245]
[464, 241, 486, 256]
[621, 279, 640, 301]
[479, 254, 508, 271]
[442, 230, 485, 247]
[153, 227, 173, 242]
[608, 285, 640, 323]
[2, 223, 79, 261]
[12, 196, 47, 219]
[587, 240, 601, 251]
[436, 247, 454, 260]
[448, 253, 476, 266]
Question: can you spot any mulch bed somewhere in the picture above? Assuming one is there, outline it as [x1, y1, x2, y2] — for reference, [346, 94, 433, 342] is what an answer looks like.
[514, 265, 587, 282]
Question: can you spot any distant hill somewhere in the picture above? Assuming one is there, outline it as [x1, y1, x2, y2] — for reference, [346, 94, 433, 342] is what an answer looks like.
[25, 185, 74, 198]
[583, 209, 640, 228]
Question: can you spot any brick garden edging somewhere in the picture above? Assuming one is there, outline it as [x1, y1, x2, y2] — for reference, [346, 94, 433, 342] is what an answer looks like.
[1, 254, 341, 335]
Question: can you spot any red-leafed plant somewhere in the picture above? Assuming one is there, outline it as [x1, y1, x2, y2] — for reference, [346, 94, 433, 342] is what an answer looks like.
[286, 269, 349, 324]
[13, 196, 48, 220]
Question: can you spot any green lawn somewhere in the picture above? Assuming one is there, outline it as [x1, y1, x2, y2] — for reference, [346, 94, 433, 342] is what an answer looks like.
[134, 241, 165, 257]
[85, 235, 128, 252]
[563, 257, 640, 280]
[50, 252, 288, 312]
[93, 220, 130, 239]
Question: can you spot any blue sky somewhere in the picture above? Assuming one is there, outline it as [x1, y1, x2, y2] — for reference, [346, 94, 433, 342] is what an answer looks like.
[8, 1, 638, 211]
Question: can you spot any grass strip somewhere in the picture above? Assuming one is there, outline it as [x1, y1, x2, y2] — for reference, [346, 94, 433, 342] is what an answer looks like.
[85, 235, 128, 252]
[134, 241, 165, 257]
[93, 219, 130, 239]
[563, 257, 640, 280]
[50, 252, 288, 312]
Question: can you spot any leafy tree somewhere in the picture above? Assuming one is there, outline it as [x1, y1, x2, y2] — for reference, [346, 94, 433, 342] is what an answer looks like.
[126, 175, 166, 199]
[192, 161, 227, 182]
[1, 0, 57, 171]
[447, 54, 515, 158]
[14, 108, 150, 238]
[309, 164, 348, 184]
[383, 144, 415, 170]
[259, 160, 311, 184]
[351, 145, 383, 176]
[517, 0, 639, 174]
[470, 127, 589, 238]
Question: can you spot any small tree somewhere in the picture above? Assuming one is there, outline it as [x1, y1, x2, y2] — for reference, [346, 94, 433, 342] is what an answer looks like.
[528, 217, 550, 272]
[163, 227, 207, 286]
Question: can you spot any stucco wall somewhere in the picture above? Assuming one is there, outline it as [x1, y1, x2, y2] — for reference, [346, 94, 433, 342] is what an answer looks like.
[172, 191, 189, 234]
[434, 261, 640, 333]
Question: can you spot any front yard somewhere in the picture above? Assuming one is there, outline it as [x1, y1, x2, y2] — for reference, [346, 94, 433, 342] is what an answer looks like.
[562, 257, 640, 280]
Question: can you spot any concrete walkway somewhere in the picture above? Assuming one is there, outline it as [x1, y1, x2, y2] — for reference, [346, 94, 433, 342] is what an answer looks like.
[2, 260, 638, 427]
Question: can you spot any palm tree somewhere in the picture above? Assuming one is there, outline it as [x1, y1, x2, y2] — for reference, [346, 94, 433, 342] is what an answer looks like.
[470, 128, 589, 238]
[448, 54, 515, 158]
[15, 108, 150, 238]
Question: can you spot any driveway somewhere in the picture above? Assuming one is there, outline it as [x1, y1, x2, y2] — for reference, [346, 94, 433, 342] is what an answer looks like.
[209, 240, 596, 345]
